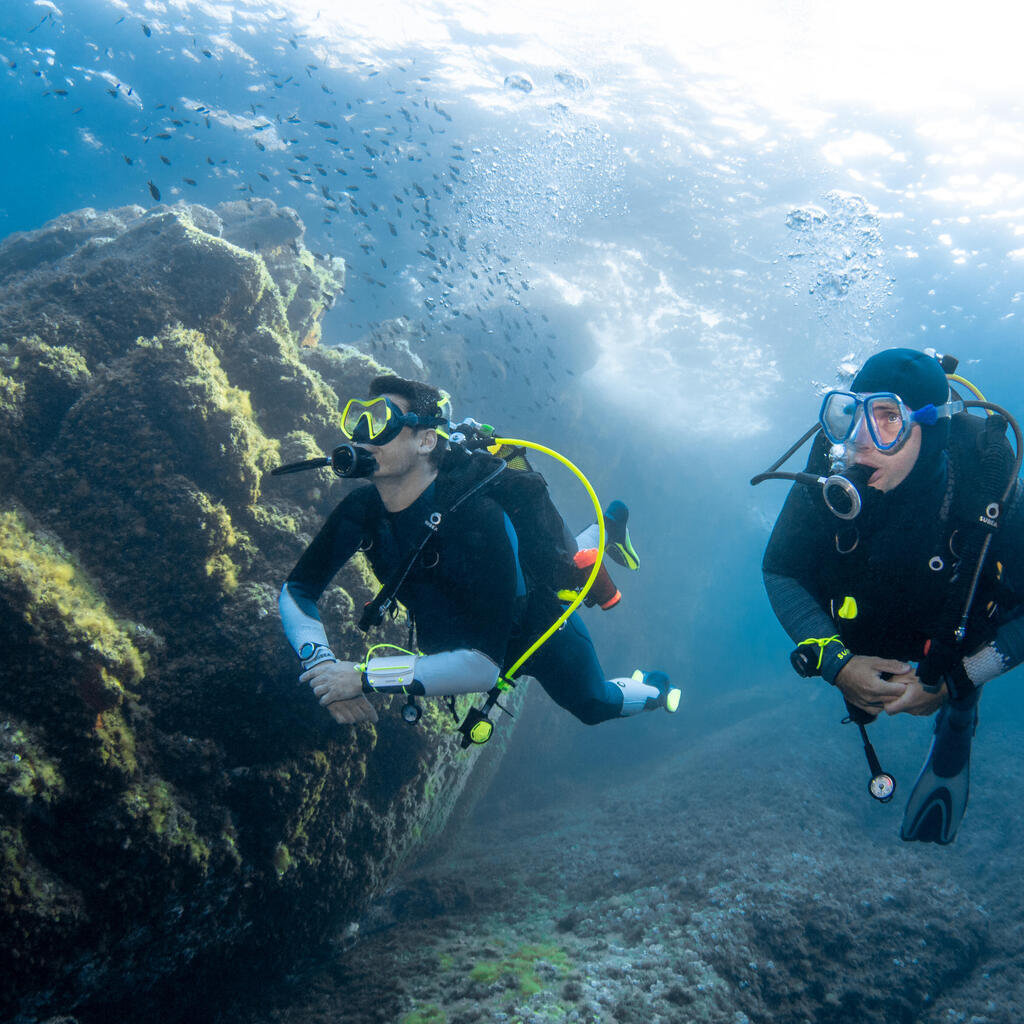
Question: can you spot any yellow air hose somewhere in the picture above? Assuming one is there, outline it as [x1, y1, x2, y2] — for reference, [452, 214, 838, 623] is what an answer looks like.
[489, 436, 606, 683]
[949, 373, 987, 404]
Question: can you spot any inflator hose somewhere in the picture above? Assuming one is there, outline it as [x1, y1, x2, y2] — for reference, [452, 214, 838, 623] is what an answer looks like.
[492, 437, 606, 681]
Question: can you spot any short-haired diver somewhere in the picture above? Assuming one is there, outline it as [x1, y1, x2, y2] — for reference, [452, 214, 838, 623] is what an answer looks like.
[278, 375, 678, 744]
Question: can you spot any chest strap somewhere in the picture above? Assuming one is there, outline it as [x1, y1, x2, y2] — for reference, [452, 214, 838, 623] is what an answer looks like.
[358, 461, 507, 632]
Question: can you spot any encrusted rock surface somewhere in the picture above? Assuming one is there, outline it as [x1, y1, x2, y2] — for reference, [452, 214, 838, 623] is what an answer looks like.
[0, 201, 516, 1023]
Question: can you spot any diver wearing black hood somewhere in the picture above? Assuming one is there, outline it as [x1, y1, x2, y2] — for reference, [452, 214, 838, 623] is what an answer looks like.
[761, 348, 1024, 843]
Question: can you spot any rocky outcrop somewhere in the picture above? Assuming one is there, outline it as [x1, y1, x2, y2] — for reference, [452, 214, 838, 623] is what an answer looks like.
[0, 200, 517, 1022]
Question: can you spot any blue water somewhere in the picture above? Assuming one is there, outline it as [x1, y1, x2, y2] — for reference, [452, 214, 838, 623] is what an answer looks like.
[5, 0, 1024, 816]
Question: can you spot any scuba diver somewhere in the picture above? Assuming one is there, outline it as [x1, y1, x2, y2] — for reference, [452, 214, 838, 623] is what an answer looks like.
[757, 347, 1024, 844]
[277, 374, 679, 739]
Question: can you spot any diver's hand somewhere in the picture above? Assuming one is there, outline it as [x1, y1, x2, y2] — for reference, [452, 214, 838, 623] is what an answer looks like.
[884, 676, 948, 717]
[300, 660, 378, 724]
[325, 694, 378, 725]
[834, 655, 911, 714]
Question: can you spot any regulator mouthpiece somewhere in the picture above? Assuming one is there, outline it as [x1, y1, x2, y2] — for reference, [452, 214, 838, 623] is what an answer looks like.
[822, 463, 876, 520]
[331, 443, 377, 479]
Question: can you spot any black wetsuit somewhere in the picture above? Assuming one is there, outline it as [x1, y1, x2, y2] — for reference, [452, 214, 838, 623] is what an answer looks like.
[282, 471, 632, 724]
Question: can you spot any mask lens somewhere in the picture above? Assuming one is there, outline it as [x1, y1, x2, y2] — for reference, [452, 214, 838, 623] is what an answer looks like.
[341, 398, 392, 441]
[865, 396, 906, 450]
[820, 392, 860, 444]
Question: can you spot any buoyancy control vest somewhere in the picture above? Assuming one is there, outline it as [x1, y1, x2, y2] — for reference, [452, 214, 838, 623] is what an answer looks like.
[357, 438, 580, 633]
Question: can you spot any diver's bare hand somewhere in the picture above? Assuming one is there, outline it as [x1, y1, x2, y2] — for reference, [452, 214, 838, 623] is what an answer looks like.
[300, 660, 377, 723]
[884, 675, 947, 717]
[834, 655, 910, 714]
[326, 694, 378, 725]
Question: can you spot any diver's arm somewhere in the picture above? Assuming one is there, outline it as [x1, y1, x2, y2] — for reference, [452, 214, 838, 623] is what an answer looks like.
[279, 580, 336, 667]
[301, 649, 499, 716]
[761, 476, 856, 681]
[764, 570, 914, 711]
[361, 648, 501, 696]
[964, 479, 1024, 685]
[762, 570, 851, 683]
[279, 488, 372, 666]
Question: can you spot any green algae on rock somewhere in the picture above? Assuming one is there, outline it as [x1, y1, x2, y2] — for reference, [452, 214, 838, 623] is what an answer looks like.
[0, 201, 518, 1022]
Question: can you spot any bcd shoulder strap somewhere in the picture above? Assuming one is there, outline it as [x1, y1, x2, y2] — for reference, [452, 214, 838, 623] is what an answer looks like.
[358, 455, 507, 632]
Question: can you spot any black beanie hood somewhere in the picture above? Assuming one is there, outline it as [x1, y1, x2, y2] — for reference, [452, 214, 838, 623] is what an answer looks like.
[851, 347, 952, 462]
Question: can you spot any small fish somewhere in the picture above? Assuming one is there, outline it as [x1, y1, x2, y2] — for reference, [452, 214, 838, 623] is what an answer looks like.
[123, 155, 134, 165]
[147, 180, 161, 201]
[202, 49, 212, 58]
[159, 155, 171, 165]
[142, 24, 151, 37]
[183, 177, 197, 186]
[154, 132, 172, 140]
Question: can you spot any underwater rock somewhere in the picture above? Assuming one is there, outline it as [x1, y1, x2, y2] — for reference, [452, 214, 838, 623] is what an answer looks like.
[0, 201, 517, 1023]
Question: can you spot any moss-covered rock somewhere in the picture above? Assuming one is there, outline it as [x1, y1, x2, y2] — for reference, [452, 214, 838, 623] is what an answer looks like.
[0, 201, 515, 1022]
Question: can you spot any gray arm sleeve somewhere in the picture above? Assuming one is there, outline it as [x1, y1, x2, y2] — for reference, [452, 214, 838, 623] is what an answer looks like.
[365, 649, 500, 696]
[763, 570, 848, 683]
[279, 582, 333, 658]
[417, 649, 501, 696]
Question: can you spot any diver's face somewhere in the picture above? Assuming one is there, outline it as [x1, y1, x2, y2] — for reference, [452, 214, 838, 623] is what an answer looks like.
[849, 419, 921, 492]
[363, 394, 436, 480]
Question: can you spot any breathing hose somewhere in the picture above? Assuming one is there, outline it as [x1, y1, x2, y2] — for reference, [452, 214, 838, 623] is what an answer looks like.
[491, 437, 606, 681]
